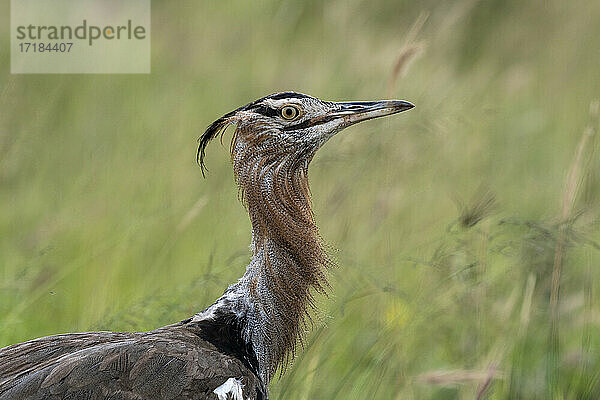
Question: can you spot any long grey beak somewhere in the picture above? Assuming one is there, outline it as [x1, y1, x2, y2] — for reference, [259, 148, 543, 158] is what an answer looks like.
[331, 100, 414, 125]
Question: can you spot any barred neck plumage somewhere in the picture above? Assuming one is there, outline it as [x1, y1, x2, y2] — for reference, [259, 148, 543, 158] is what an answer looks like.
[193, 123, 330, 383]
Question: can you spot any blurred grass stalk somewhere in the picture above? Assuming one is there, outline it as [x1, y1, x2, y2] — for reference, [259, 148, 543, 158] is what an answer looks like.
[548, 100, 598, 397]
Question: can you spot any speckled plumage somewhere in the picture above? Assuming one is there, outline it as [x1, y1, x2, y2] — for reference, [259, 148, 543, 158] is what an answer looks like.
[0, 92, 413, 399]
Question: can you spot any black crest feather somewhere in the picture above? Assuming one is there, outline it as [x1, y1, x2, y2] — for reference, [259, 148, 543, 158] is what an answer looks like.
[196, 110, 238, 177]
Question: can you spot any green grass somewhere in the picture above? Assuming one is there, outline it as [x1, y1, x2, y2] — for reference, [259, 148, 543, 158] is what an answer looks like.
[1, 1, 600, 398]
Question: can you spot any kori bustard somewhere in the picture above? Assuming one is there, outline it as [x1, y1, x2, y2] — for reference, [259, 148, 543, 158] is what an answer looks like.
[0, 92, 413, 400]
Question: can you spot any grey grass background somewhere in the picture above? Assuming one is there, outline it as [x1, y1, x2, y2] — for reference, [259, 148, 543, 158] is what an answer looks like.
[1, 1, 600, 399]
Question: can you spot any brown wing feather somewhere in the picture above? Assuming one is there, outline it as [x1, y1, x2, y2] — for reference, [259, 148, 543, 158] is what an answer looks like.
[0, 326, 263, 400]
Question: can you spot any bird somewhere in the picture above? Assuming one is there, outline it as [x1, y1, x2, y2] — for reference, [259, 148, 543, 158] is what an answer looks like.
[0, 92, 414, 400]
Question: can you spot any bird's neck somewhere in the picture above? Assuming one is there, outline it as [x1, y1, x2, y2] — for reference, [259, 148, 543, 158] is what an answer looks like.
[192, 147, 329, 383]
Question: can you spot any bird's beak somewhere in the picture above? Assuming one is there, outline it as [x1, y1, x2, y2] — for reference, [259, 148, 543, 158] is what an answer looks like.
[330, 100, 414, 126]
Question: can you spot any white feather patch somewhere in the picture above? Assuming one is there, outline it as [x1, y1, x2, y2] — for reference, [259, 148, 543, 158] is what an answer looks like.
[213, 377, 245, 400]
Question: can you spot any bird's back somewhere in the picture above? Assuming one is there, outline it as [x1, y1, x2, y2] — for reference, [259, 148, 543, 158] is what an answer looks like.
[0, 323, 265, 400]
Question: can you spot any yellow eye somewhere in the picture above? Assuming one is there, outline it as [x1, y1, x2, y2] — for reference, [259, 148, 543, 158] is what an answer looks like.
[280, 105, 300, 120]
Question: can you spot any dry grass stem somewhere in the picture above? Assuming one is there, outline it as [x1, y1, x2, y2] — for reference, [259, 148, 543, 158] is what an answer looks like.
[417, 368, 503, 386]
[177, 197, 208, 232]
[387, 11, 428, 96]
[550, 113, 596, 321]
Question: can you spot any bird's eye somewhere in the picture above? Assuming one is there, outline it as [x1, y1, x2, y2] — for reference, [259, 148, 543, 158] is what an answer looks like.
[280, 105, 301, 120]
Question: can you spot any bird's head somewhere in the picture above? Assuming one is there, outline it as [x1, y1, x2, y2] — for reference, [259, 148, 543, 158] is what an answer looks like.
[197, 91, 413, 176]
